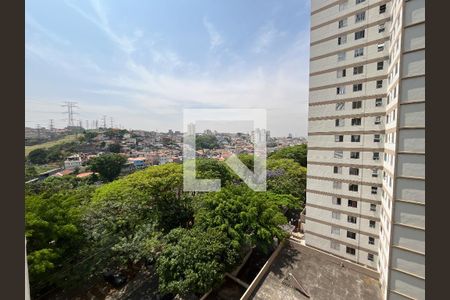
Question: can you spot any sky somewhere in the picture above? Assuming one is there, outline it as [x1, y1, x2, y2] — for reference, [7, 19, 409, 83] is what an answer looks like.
[25, 0, 310, 137]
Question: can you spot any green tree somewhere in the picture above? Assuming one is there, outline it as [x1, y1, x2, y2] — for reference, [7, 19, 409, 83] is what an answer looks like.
[195, 158, 235, 185]
[196, 134, 219, 150]
[84, 131, 98, 142]
[25, 186, 95, 295]
[108, 143, 122, 153]
[28, 148, 49, 164]
[25, 164, 38, 181]
[88, 153, 127, 182]
[156, 227, 239, 296]
[267, 158, 307, 200]
[195, 184, 299, 253]
[269, 144, 307, 167]
[83, 163, 193, 273]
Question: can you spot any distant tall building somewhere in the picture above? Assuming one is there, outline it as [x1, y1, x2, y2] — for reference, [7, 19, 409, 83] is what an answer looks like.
[187, 123, 196, 135]
[305, 1, 425, 299]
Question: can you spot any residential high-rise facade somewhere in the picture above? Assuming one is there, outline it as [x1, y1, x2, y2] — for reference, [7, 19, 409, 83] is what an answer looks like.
[305, 0, 425, 299]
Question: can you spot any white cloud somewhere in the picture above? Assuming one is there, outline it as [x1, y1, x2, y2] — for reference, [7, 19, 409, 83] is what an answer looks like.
[25, 12, 71, 46]
[252, 21, 286, 54]
[26, 5, 310, 136]
[64, 0, 139, 53]
[203, 17, 224, 50]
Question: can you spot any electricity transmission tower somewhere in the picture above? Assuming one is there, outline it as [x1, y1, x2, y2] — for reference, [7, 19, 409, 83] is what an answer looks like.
[49, 119, 54, 132]
[61, 101, 78, 127]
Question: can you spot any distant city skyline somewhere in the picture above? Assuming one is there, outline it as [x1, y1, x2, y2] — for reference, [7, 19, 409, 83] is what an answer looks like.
[25, 0, 310, 137]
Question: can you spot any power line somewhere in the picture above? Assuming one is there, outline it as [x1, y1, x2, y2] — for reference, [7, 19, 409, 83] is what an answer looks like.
[61, 102, 78, 127]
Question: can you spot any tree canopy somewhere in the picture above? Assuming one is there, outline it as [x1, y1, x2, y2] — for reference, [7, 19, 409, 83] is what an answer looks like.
[88, 153, 127, 182]
[195, 134, 219, 150]
[269, 144, 307, 167]
[156, 227, 239, 296]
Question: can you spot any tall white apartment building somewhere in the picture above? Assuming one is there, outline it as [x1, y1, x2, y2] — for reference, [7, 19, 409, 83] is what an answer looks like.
[305, 0, 425, 299]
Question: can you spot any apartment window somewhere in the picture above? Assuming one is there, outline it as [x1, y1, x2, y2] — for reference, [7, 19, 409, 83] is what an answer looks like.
[378, 23, 385, 33]
[377, 61, 384, 70]
[339, 1, 348, 11]
[334, 151, 344, 159]
[333, 166, 342, 174]
[335, 135, 344, 142]
[372, 169, 378, 178]
[352, 101, 362, 109]
[338, 19, 348, 28]
[369, 220, 376, 228]
[333, 181, 342, 189]
[330, 241, 340, 250]
[347, 231, 356, 239]
[331, 226, 340, 235]
[338, 35, 347, 45]
[338, 51, 346, 61]
[351, 118, 362, 126]
[336, 102, 345, 110]
[355, 11, 366, 23]
[337, 86, 346, 94]
[355, 30, 365, 40]
[332, 197, 342, 205]
[374, 134, 381, 143]
[332, 211, 341, 220]
[348, 200, 358, 208]
[368, 253, 374, 261]
[350, 152, 360, 159]
[346, 246, 356, 255]
[379, 4, 386, 14]
[376, 80, 383, 88]
[353, 65, 363, 75]
[335, 119, 345, 127]
[353, 83, 363, 92]
[349, 184, 359, 192]
[371, 186, 378, 194]
[354, 48, 364, 57]
[356, 0, 366, 4]
[337, 68, 347, 78]
[375, 98, 383, 107]
[348, 216, 357, 224]
[370, 203, 377, 211]
[349, 168, 359, 176]
[368, 237, 375, 245]
[373, 152, 380, 160]
[351, 135, 361, 142]
[377, 43, 385, 52]
[374, 116, 381, 125]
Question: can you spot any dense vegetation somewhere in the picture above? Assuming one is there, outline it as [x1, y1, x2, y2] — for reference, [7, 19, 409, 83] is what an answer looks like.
[25, 150, 306, 298]
[269, 144, 307, 167]
[195, 134, 220, 150]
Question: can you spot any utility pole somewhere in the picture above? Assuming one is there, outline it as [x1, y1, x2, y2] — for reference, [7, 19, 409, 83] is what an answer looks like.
[61, 101, 78, 128]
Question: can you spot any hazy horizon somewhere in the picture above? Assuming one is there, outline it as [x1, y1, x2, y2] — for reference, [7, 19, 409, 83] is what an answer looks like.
[26, 0, 311, 137]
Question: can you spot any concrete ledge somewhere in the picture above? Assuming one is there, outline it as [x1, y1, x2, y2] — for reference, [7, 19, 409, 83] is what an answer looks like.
[240, 240, 286, 300]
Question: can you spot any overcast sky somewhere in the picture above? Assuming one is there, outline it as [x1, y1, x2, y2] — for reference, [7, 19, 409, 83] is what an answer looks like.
[25, 0, 310, 137]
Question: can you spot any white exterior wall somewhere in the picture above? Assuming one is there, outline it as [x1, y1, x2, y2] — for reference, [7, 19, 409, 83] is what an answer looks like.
[307, 0, 425, 299]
